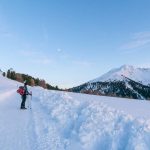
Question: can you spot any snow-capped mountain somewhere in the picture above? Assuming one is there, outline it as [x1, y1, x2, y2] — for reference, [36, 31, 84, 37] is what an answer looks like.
[69, 65, 150, 100]
[90, 65, 150, 85]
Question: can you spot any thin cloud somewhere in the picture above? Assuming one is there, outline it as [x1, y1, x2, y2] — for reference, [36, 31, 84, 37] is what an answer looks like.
[133, 32, 150, 39]
[31, 58, 52, 65]
[19, 50, 41, 56]
[19, 50, 52, 65]
[73, 60, 94, 67]
[121, 31, 150, 50]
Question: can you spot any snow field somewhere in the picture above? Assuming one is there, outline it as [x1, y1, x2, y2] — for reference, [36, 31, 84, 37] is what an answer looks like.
[0, 75, 150, 150]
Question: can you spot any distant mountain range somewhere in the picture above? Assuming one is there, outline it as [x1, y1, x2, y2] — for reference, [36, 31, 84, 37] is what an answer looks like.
[69, 65, 150, 100]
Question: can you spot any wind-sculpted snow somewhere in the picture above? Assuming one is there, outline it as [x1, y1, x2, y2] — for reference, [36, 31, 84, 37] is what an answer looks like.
[32, 88, 150, 150]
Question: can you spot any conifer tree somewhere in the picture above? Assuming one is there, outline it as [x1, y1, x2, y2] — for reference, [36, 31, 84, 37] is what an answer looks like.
[2, 72, 6, 77]
[35, 78, 40, 86]
[10, 71, 16, 80]
[7, 70, 11, 78]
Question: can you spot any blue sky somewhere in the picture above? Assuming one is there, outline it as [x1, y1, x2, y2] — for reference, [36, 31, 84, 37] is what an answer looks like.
[0, 0, 150, 88]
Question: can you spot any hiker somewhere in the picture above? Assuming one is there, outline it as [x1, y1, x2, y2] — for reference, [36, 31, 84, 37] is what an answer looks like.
[20, 80, 31, 109]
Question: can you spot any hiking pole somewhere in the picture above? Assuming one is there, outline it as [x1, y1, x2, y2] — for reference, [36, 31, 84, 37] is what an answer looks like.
[30, 91, 32, 109]
[27, 92, 32, 109]
[27, 95, 30, 109]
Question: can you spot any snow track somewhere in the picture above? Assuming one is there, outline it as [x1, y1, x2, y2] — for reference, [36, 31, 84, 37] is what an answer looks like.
[32, 99, 67, 150]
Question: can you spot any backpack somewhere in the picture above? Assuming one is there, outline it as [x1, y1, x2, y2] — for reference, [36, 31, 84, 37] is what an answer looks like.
[17, 86, 25, 95]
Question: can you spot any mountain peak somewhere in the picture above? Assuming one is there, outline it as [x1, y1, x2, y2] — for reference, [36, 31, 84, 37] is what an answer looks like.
[89, 65, 150, 85]
[120, 64, 135, 70]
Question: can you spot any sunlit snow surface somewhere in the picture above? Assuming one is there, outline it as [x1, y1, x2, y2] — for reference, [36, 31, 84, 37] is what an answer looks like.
[0, 75, 150, 150]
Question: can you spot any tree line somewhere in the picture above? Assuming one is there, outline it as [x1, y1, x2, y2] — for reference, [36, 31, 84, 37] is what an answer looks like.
[2, 68, 60, 90]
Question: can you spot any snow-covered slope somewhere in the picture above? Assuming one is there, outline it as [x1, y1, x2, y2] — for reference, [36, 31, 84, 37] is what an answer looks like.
[90, 65, 150, 85]
[0, 75, 150, 150]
